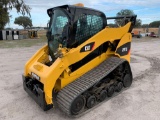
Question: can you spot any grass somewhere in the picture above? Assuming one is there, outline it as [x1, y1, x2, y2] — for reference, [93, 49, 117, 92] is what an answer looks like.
[0, 35, 159, 49]
[0, 35, 47, 48]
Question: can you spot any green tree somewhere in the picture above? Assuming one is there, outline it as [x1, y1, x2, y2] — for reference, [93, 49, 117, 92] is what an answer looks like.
[115, 9, 141, 27]
[149, 21, 160, 28]
[135, 19, 142, 28]
[117, 9, 134, 16]
[14, 16, 32, 29]
[0, 0, 31, 30]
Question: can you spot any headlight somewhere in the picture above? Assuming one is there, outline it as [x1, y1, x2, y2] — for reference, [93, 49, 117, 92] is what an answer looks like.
[31, 72, 40, 80]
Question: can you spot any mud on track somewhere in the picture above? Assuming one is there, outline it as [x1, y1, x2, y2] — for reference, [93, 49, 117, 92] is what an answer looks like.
[0, 38, 160, 120]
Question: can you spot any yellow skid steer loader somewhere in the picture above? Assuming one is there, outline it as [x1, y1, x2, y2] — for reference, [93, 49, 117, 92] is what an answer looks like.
[23, 3, 136, 115]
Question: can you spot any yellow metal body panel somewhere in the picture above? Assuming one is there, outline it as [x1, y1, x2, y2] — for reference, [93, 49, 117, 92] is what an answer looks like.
[24, 22, 132, 104]
[115, 33, 132, 62]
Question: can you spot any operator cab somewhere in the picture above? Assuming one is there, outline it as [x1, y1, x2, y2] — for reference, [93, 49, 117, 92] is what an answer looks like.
[47, 5, 107, 59]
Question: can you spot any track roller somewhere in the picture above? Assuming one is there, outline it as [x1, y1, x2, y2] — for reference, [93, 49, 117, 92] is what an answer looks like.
[86, 95, 96, 108]
[99, 90, 107, 102]
[115, 82, 123, 92]
[70, 95, 85, 115]
[107, 86, 115, 97]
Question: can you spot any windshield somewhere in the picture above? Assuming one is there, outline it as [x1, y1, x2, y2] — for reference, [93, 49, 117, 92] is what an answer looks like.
[48, 9, 69, 59]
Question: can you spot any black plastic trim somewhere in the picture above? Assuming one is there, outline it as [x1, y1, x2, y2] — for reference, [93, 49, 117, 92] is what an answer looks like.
[116, 42, 131, 56]
[22, 75, 53, 111]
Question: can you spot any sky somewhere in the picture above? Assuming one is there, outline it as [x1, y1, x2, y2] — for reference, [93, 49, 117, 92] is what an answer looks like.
[6, 0, 160, 29]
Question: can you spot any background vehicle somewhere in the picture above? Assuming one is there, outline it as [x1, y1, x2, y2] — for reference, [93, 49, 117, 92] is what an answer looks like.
[23, 3, 136, 115]
[149, 32, 158, 37]
[132, 30, 142, 38]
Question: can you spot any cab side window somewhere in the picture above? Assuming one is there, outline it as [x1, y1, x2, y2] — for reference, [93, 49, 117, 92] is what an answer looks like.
[74, 14, 103, 46]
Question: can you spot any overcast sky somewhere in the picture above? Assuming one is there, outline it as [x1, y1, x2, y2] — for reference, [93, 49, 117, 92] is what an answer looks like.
[6, 0, 160, 29]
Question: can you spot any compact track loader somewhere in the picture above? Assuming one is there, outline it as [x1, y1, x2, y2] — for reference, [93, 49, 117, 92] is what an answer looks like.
[23, 3, 137, 115]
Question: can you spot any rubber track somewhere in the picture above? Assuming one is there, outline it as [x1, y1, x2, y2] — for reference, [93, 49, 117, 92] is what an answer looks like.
[57, 57, 126, 115]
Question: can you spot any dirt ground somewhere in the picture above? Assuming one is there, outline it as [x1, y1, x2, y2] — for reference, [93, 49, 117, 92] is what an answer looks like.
[0, 37, 160, 120]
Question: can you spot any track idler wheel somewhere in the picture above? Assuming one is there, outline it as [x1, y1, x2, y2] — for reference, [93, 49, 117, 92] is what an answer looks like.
[70, 95, 85, 115]
[115, 82, 123, 92]
[86, 95, 96, 108]
[99, 90, 107, 102]
[107, 86, 115, 97]
[123, 74, 132, 87]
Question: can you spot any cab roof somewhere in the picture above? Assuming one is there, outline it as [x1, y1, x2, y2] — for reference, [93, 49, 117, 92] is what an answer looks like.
[47, 4, 106, 18]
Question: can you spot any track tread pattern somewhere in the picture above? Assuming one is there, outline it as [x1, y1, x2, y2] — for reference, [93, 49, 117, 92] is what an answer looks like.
[57, 57, 125, 115]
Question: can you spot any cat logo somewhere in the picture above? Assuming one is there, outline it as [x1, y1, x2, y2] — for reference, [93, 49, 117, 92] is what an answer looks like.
[80, 42, 95, 52]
